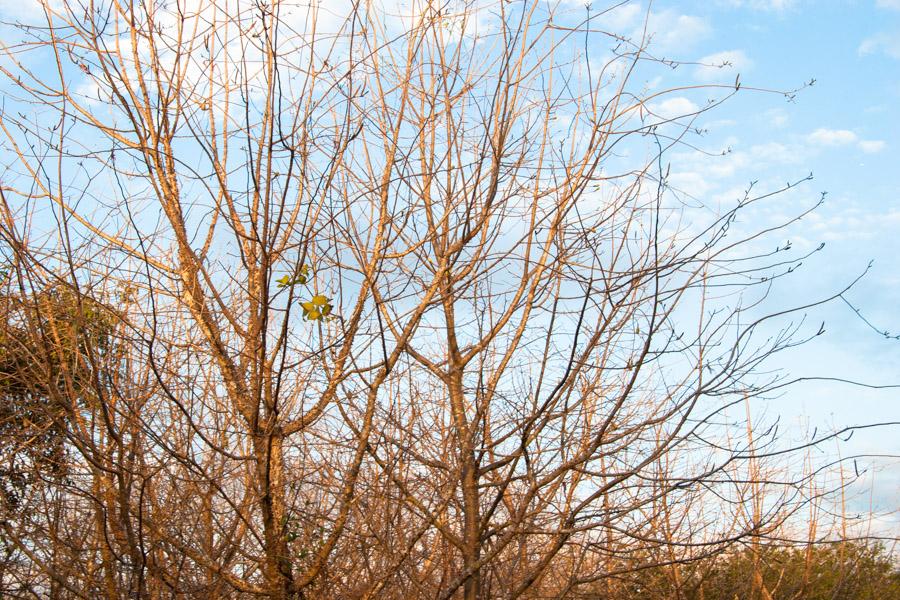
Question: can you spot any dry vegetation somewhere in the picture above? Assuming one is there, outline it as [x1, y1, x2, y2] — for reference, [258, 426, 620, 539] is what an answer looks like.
[0, 0, 895, 598]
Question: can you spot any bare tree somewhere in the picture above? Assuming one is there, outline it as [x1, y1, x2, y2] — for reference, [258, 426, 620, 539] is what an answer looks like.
[0, 1, 888, 598]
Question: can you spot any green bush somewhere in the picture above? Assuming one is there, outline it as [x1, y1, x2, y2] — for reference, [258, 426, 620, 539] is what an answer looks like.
[584, 541, 900, 600]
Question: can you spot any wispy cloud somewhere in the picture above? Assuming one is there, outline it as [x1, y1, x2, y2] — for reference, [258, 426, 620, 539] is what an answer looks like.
[876, 0, 900, 10]
[764, 108, 790, 128]
[550, 4, 709, 56]
[804, 204, 900, 242]
[859, 32, 900, 59]
[694, 50, 754, 81]
[806, 129, 886, 153]
[595, 2, 643, 31]
[666, 140, 807, 206]
[0, 0, 61, 22]
[641, 9, 711, 54]
[858, 140, 887, 154]
[807, 128, 858, 146]
[650, 97, 700, 120]
[721, 0, 797, 11]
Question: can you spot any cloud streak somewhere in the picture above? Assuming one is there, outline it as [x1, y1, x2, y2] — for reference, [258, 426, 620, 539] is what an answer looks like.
[721, 0, 797, 12]
[806, 129, 887, 153]
[807, 128, 858, 146]
[859, 32, 900, 59]
[694, 50, 754, 81]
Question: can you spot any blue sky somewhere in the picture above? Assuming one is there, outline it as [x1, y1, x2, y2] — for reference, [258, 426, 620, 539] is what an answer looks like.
[616, 0, 900, 533]
[0, 0, 896, 534]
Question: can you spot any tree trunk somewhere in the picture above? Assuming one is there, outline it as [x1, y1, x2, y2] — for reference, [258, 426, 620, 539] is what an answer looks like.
[254, 428, 294, 599]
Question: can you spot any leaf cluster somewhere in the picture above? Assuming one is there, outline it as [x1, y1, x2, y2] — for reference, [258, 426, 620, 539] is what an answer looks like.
[276, 265, 334, 321]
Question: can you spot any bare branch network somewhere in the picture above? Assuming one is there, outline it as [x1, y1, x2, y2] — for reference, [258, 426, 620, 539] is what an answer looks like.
[0, 1, 895, 598]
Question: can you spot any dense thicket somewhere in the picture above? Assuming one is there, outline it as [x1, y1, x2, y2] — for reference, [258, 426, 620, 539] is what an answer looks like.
[588, 541, 900, 600]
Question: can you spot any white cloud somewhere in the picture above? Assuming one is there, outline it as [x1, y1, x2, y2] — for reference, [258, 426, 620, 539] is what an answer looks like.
[722, 0, 797, 11]
[858, 32, 900, 59]
[748, 141, 802, 164]
[641, 10, 711, 54]
[668, 171, 712, 197]
[554, 0, 642, 31]
[807, 128, 858, 146]
[876, 0, 900, 10]
[556, 5, 708, 55]
[764, 108, 789, 128]
[670, 141, 805, 189]
[858, 140, 887, 154]
[0, 0, 62, 22]
[596, 2, 643, 31]
[650, 97, 700, 120]
[694, 50, 754, 82]
[805, 204, 900, 242]
[702, 118, 738, 130]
